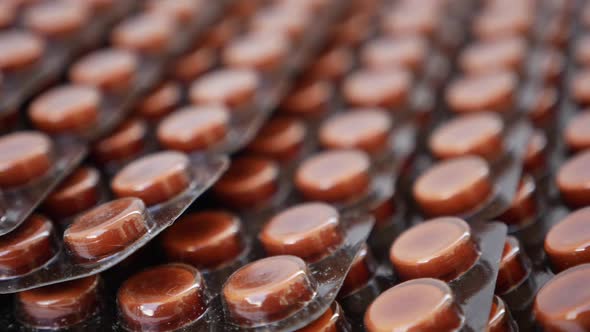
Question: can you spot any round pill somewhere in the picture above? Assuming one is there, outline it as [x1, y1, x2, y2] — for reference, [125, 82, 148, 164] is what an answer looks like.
[246, 117, 306, 162]
[111, 151, 191, 206]
[135, 81, 182, 120]
[118, 264, 207, 331]
[145, 0, 200, 22]
[319, 109, 392, 154]
[361, 36, 428, 72]
[0, 30, 45, 72]
[342, 68, 412, 109]
[556, 150, 590, 207]
[446, 72, 517, 113]
[565, 110, 590, 152]
[92, 118, 147, 164]
[70, 48, 138, 92]
[260, 203, 343, 261]
[223, 32, 289, 73]
[17, 276, 99, 329]
[189, 69, 259, 109]
[279, 79, 334, 117]
[212, 157, 278, 208]
[64, 197, 148, 261]
[0, 215, 55, 278]
[111, 13, 175, 54]
[390, 217, 479, 281]
[545, 207, 590, 272]
[459, 37, 526, 75]
[473, 8, 533, 40]
[0, 2, 15, 29]
[250, 5, 309, 41]
[43, 167, 101, 219]
[571, 69, 590, 105]
[364, 278, 463, 332]
[24, 1, 88, 37]
[222, 255, 315, 326]
[157, 106, 229, 152]
[534, 264, 590, 331]
[171, 47, 215, 82]
[295, 150, 371, 203]
[413, 156, 493, 216]
[0, 131, 53, 188]
[381, 6, 438, 38]
[161, 211, 243, 269]
[429, 112, 504, 161]
[29, 84, 100, 134]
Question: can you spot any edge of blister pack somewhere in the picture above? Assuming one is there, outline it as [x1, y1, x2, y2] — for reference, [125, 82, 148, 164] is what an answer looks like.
[0, 1, 136, 125]
[0, 1, 232, 236]
[205, 210, 374, 332]
[0, 153, 228, 293]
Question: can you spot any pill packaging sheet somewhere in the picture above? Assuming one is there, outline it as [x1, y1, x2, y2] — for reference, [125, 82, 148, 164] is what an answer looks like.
[0, 0, 232, 236]
[212, 0, 519, 330]
[341, 217, 509, 331]
[444, 0, 588, 331]
[309, 0, 565, 330]
[117, 0, 350, 170]
[79, 0, 233, 140]
[410, 117, 532, 223]
[0, 2, 456, 332]
[0, 0, 589, 331]
[203, 212, 374, 332]
[0, 0, 136, 129]
[214, 0, 517, 330]
[0, 153, 228, 293]
[0, 0, 376, 331]
[501, 1, 590, 329]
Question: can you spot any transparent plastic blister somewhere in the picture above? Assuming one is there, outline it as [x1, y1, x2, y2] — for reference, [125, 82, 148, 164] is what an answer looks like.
[0, 0, 582, 331]
[448, 0, 578, 330]
[205, 211, 374, 331]
[0, 0, 136, 126]
[411, 117, 533, 223]
[81, 0, 233, 140]
[318, 0, 453, 116]
[4, 207, 372, 331]
[467, 119, 534, 222]
[0, 0, 232, 237]
[128, 0, 349, 161]
[507, 209, 590, 330]
[213, 118, 417, 236]
[0, 135, 87, 235]
[336, 121, 418, 214]
[0, 153, 228, 293]
[341, 219, 508, 332]
[451, 222, 508, 331]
